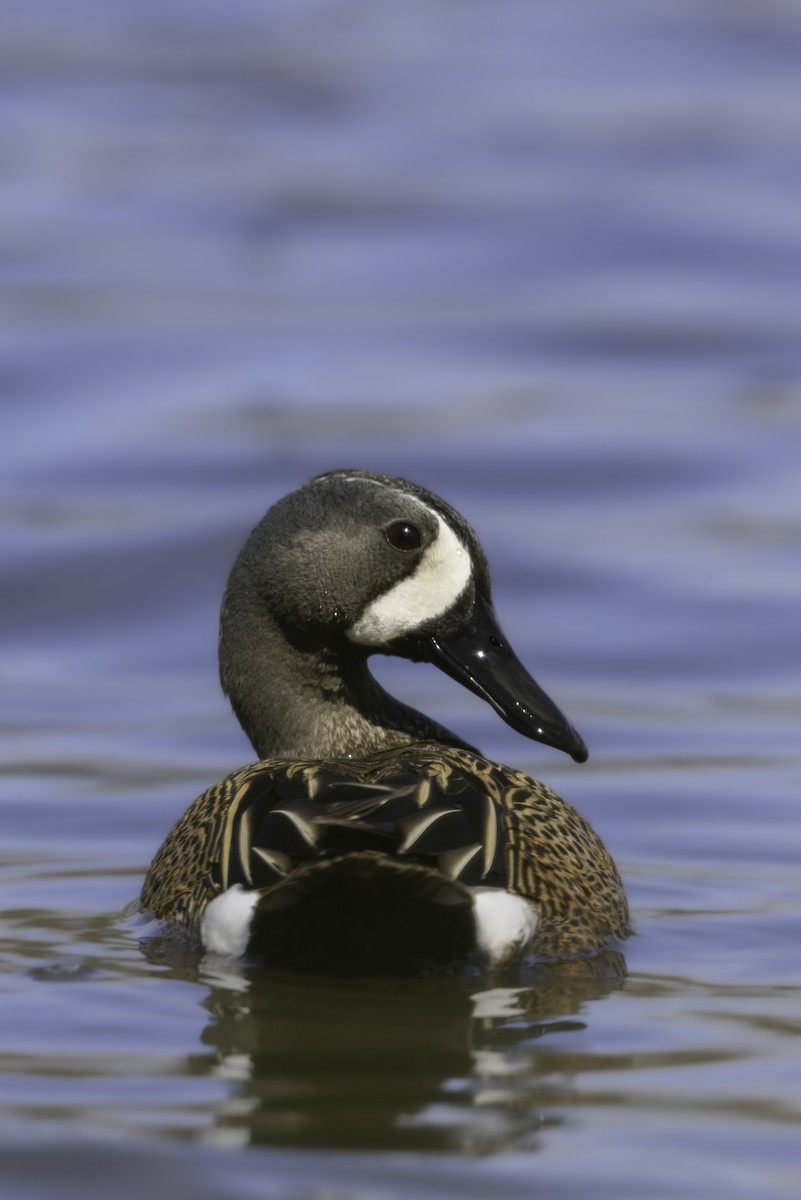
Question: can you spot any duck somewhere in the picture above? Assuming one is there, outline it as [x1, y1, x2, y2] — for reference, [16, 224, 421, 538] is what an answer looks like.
[140, 469, 629, 974]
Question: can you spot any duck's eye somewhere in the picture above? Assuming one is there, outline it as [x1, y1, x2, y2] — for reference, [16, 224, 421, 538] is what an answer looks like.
[385, 521, 422, 552]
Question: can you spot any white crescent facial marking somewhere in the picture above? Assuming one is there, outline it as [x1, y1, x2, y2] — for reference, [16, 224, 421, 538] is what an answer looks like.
[347, 507, 472, 646]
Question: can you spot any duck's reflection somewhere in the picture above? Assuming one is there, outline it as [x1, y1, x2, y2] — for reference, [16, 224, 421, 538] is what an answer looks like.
[141, 938, 626, 1152]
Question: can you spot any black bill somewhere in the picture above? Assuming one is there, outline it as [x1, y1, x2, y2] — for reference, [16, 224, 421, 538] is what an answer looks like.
[427, 595, 588, 763]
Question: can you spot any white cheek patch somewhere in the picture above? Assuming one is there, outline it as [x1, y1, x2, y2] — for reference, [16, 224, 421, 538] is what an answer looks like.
[348, 510, 472, 646]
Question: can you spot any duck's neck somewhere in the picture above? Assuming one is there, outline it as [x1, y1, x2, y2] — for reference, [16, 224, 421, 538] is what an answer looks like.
[219, 604, 463, 762]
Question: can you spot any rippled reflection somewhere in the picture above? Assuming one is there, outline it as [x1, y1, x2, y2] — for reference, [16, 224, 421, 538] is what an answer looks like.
[140, 940, 627, 1152]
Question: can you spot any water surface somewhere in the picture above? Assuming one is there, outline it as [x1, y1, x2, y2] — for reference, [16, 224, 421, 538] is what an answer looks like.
[2, 1, 801, 1197]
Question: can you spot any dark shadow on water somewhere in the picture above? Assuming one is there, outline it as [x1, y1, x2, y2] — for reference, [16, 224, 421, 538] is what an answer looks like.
[140, 936, 627, 1152]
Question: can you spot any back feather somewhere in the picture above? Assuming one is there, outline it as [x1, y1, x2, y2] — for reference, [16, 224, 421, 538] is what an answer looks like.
[140, 742, 629, 963]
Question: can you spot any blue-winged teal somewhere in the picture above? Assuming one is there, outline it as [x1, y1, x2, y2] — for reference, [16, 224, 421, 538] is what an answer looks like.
[141, 470, 628, 973]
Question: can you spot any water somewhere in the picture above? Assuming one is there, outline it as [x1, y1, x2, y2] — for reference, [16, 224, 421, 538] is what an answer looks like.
[2, 1, 801, 1196]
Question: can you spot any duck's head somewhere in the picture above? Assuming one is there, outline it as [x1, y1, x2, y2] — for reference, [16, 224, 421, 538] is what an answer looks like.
[220, 469, 588, 763]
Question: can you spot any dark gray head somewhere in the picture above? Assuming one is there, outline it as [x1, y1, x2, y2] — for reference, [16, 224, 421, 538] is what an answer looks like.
[220, 469, 587, 763]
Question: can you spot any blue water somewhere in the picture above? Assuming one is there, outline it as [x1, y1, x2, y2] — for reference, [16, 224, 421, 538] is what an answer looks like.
[2, 1, 801, 1197]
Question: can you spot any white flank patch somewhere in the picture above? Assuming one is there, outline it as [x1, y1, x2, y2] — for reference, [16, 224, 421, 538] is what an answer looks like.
[201, 884, 259, 957]
[471, 888, 538, 966]
[348, 508, 471, 646]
